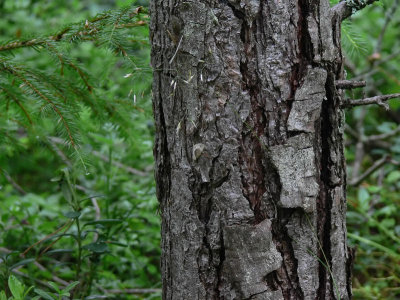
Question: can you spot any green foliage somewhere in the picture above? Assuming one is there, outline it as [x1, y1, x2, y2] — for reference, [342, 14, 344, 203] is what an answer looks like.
[343, 0, 400, 298]
[0, 0, 159, 299]
[0, 275, 34, 300]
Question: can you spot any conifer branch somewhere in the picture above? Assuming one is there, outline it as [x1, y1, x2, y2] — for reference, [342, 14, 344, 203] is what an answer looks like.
[0, 4, 148, 153]
[0, 6, 147, 52]
[1, 87, 33, 124]
[9, 67, 77, 147]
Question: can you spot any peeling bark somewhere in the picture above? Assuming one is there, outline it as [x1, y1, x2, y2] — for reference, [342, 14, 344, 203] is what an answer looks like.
[150, 0, 352, 299]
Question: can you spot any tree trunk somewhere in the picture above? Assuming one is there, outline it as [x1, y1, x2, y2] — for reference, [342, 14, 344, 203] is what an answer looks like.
[150, 0, 352, 299]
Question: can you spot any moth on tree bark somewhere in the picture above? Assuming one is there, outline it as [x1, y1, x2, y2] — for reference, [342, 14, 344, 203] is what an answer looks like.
[150, 1, 378, 299]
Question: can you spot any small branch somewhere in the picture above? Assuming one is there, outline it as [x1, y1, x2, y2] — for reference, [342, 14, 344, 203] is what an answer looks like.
[92, 150, 149, 176]
[0, 8, 147, 52]
[352, 49, 400, 81]
[1, 171, 27, 195]
[335, 80, 366, 89]
[331, 0, 381, 21]
[349, 155, 391, 186]
[49, 137, 149, 176]
[33, 262, 69, 287]
[375, 0, 399, 54]
[367, 125, 400, 142]
[48, 138, 73, 167]
[342, 93, 400, 110]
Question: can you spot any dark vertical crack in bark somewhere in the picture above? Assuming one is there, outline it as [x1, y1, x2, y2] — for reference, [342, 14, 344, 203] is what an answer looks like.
[227, 2, 267, 224]
[215, 228, 225, 298]
[288, 0, 314, 122]
[155, 72, 172, 300]
[316, 72, 335, 299]
[266, 208, 304, 299]
[189, 143, 229, 298]
[229, 2, 305, 298]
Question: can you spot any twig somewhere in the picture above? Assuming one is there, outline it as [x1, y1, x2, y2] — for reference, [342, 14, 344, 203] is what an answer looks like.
[47, 138, 73, 167]
[1, 246, 70, 287]
[375, 0, 399, 54]
[331, 0, 381, 21]
[0, 8, 147, 52]
[12, 269, 54, 290]
[92, 150, 149, 176]
[1, 170, 27, 195]
[352, 49, 400, 80]
[367, 125, 400, 142]
[349, 155, 390, 186]
[342, 93, 400, 109]
[33, 262, 69, 287]
[22, 220, 74, 257]
[335, 80, 366, 89]
[49, 136, 149, 176]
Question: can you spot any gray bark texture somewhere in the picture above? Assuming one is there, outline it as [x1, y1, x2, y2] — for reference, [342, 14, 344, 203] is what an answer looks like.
[150, 0, 353, 299]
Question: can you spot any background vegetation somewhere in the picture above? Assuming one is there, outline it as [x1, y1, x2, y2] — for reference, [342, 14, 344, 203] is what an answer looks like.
[0, 0, 399, 299]
[341, 0, 400, 298]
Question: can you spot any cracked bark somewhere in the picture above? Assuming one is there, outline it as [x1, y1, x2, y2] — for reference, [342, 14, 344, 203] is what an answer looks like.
[151, 0, 352, 299]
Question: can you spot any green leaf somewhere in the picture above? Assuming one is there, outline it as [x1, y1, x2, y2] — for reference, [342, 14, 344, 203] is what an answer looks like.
[61, 181, 73, 204]
[82, 242, 109, 253]
[357, 188, 370, 212]
[8, 275, 24, 299]
[10, 258, 35, 270]
[24, 286, 34, 297]
[348, 233, 400, 260]
[42, 233, 78, 242]
[0, 291, 7, 300]
[381, 218, 395, 228]
[83, 219, 122, 227]
[106, 241, 127, 247]
[63, 281, 79, 293]
[50, 176, 62, 182]
[45, 249, 74, 255]
[366, 185, 381, 193]
[34, 288, 55, 300]
[63, 211, 81, 219]
[48, 282, 60, 293]
[386, 171, 400, 183]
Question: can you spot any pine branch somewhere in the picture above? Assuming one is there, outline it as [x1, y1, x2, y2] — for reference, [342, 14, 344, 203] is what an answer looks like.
[0, 6, 147, 52]
[1, 86, 33, 124]
[1, 62, 78, 146]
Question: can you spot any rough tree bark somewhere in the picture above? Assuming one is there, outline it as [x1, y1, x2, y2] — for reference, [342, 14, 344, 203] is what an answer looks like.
[150, 1, 372, 299]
